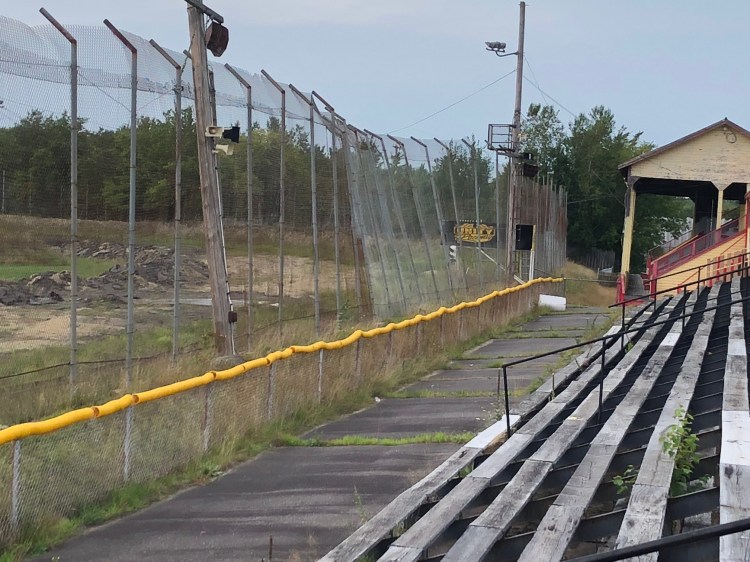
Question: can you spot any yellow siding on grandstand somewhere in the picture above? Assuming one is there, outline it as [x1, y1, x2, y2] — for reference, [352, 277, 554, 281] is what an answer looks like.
[630, 126, 750, 189]
[654, 234, 746, 294]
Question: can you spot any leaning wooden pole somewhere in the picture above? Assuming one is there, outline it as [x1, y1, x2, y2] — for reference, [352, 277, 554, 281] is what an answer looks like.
[186, 6, 233, 355]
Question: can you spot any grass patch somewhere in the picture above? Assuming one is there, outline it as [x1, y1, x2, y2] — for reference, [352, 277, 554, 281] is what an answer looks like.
[379, 390, 496, 399]
[497, 331, 574, 339]
[272, 431, 475, 448]
[561, 261, 616, 307]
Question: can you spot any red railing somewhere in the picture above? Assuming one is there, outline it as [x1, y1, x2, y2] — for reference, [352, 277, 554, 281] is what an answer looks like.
[647, 218, 741, 280]
[614, 251, 750, 307]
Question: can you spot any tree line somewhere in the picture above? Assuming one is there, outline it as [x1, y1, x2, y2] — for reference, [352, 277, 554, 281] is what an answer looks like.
[0, 109, 497, 237]
[521, 104, 691, 271]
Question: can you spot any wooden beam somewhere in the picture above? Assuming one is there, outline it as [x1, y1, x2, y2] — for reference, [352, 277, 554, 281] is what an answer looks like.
[187, 6, 233, 355]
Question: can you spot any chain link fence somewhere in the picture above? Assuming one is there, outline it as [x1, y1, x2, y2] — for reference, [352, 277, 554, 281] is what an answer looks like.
[0, 15, 566, 419]
[0, 277, 561, 547]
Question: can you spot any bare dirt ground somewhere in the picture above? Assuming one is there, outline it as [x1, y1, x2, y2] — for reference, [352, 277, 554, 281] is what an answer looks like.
[0, 242, 354, 352]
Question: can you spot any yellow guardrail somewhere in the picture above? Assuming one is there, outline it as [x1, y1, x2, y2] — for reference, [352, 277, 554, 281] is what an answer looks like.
[0, 277, 562, 446]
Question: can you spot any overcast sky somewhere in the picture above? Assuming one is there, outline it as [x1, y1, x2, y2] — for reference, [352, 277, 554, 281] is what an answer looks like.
[3, 1, 749, 147]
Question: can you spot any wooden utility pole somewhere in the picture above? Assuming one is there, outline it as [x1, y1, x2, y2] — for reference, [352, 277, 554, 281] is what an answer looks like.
[187, 5, 234, 355]
[506, 1, 526, 283]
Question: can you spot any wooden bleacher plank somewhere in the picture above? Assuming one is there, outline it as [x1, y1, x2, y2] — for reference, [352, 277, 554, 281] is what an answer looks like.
[377, 319, 655, 561]
[325, 303, 654, 561]
[516, 293, 707, 562]
[441, 460, 551, 562]
[720, 281, 750, 562]
[379, 316, 655, 561]
[438, 303, 688, 562]
[614, 287, 720, 556]
[377, 433, 534, 562]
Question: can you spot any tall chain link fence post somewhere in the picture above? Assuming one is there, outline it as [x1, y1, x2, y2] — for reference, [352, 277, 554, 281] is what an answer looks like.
[103, 19, 138, 389]
[260, 70, 285, 339]
[148, 40, 183, 361]
[223, 64, 254, 351]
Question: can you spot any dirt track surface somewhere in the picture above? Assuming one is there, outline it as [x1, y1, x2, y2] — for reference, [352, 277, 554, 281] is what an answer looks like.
[0, 242, 354, 351]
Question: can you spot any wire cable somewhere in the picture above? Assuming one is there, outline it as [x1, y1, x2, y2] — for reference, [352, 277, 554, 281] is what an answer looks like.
[523, 55, 551, 107]
[522, 74, 576, 118]
[388, 69, 516, 134]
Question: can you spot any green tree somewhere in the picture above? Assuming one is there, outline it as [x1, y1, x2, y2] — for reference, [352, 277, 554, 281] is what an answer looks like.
[521, 104, 690, 271]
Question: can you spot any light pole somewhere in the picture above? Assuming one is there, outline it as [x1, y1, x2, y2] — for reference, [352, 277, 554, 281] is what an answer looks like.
[486, 1, 526, 284]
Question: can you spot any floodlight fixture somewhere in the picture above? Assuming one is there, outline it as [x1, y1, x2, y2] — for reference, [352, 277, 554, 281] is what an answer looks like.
[485, 41, 506, 52]
[485, 40, 518, 57]
[205, 20, 229, 57]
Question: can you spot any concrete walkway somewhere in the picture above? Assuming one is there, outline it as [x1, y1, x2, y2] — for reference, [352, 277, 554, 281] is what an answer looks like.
[31, 306, 610, 562]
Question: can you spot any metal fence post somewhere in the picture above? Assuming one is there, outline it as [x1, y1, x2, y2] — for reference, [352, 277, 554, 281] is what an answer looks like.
[104, 19, 137, 389]
[462, 139, 484, 292]
[416, 321, 423, 355]
[697, 267, 702, 292]
[225, 64, 254, 350]
[388, 135, 440, 301]
[261, 70, 286, 338]
[377, 134, 422, 304]
[351, 128, 393, 314]
[502, 366, 511, 436]
[412, 137, 454, 294]
[598, 338, 606, 425]
[365, 130, 408, 312]
[149, 40, 183, 361]
[434, 139, 469, 294]
[289, 85, 321, 334]
[11, 441, 20, 534]
[312, 93, 343, 328]
[40, 9, 78, 390]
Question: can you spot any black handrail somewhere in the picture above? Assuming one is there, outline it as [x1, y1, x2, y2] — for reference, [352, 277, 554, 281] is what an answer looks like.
[566, 515, 750, 562]
[499, 291, 750, 436]
[611, 262, 750, 331]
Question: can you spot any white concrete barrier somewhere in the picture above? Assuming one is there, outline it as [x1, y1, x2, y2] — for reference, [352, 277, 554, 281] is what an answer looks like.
[539, 294, 566, 311]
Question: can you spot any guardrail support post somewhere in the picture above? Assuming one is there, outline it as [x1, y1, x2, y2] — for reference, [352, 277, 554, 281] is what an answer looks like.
[202, 385, 213, 452]
[317, 349, 324, 404]
[266, 364, 275, 420]
[355, 339, 362, 381]
[439, 314, 445, 348]
[11, 441, 20, 535]
[123, 407, 133, 481]
[387, 331, 394, 367]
